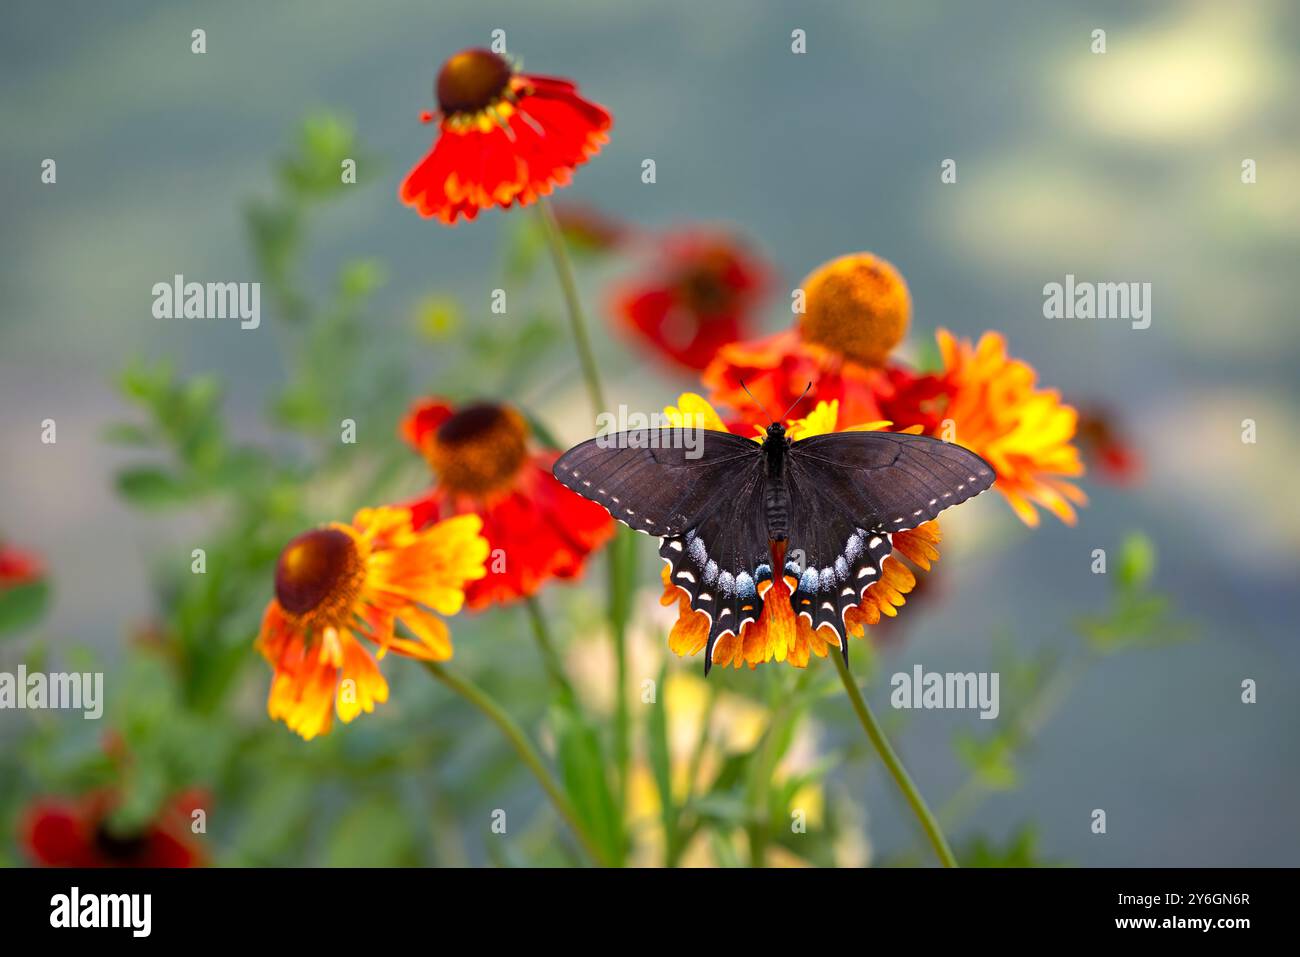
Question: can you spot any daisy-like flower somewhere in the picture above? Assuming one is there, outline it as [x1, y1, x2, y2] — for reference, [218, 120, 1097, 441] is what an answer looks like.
[610, 231, 773, 371]
[704, 251, 1087, 526]
[937, 329, 1086, 526]
[656, 394, 942, 670]
[400, 399, 615, 610]
[399, 48, 612, 224]
[257, 506, 488, 740]
[22, 791, 205, 868]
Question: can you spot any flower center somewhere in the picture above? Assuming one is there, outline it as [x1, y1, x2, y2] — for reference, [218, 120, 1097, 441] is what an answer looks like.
[797, 252, 911, 368]
[437, 49, 513, 115]
[677, 261, 732, 314]
[274, 528, 365, 619]
[93, 823, 150, 864]
[425, 402, 530, 497]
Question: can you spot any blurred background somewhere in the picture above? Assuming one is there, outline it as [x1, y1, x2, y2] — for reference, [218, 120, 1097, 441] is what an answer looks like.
[1, 0, 1297, 866]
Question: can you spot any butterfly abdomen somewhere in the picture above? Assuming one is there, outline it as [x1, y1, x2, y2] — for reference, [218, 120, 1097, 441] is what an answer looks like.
[763, 430, 791, 541]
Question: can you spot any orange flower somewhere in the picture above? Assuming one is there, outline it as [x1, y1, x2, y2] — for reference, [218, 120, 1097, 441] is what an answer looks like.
[937, 329, 1086, 526]
[399, 48, 611, 224]
[657, 394, 941, 669]
[400, 399, 614, 609]
[611, 231, 772, 371]
[257, 507, 488, 740]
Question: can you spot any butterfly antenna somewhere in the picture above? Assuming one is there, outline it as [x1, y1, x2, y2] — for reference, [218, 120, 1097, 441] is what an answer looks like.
[779, 381, 814, 423]
[738, 378, 775, 427]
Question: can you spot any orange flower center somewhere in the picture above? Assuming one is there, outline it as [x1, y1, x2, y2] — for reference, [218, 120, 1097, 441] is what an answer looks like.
[274, 528, 366, 623]
[437, 49, 513, 115]
[798, 252, 911, 368]
[424, 402, 530, 497]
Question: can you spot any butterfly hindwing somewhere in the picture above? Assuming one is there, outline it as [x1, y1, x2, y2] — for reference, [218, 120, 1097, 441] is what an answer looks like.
[783, 432, 994, 654]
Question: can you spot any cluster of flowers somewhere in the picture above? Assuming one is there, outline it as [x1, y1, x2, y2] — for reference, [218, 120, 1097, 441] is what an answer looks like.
[12, 47, 1139, 864]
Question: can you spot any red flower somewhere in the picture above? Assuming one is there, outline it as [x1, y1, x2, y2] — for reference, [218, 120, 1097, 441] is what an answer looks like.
[702, 329, 949, 434]
[400, 49, 612, 225]
[400, 399, 614, 609]
[611, 231, 773, 371]
[0, 542, 43, 587]
[22, 792, 205, 868]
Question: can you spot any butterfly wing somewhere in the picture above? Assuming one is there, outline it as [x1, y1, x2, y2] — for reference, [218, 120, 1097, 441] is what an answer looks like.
[784, 431, 995, 657]
[553, 428, 762, 535]
[553, 429, 770, 671]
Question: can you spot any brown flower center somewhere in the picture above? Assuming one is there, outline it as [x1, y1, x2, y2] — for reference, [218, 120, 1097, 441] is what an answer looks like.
[425, 402, 530, 497]
[274, 528, 364, 619]
[437, 49, 513, 115]
[93, 823, 150, 864]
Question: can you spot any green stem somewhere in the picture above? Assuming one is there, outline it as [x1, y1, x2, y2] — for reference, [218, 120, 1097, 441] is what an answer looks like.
[607, 530, 633, 813]
[536, 196, 606, 415]
[524, 596, 577, 704]
[422, 661, 610, 867]
[832, 653, 958, 868]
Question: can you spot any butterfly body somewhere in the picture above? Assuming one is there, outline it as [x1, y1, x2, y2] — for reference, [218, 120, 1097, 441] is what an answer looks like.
[554, 424, 994, 674]
[761, 423, 791, 541]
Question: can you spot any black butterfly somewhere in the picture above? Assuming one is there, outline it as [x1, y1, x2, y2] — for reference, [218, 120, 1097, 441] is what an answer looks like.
[553, 422, 994, 674]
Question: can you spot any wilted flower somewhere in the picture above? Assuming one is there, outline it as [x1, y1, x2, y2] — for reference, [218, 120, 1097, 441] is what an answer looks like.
[401, 398, 614, 609]
[1075, 404, 1143, 485]
[258, 506, 488, 740]
[399, 48, 611, 224]
[552, 202, 629, 254]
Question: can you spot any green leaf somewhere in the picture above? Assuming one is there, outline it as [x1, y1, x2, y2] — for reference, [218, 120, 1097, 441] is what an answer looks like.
[0, 581, 50, 637]
[324, 794, 416, 866]
[1116, 533, 1156, 591]
[953, 731, 1019, 791]
[115, 467, 193, 507]
[552, 705, 624, 865]
[646, 662, 679, 859]
[103, 423, 156, 446]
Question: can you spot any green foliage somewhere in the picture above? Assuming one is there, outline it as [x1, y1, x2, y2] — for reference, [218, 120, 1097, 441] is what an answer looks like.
[0, 581, 50, 639]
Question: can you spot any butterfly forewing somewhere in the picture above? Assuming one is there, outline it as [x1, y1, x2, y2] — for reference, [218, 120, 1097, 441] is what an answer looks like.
[552, 428, 761, 535]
